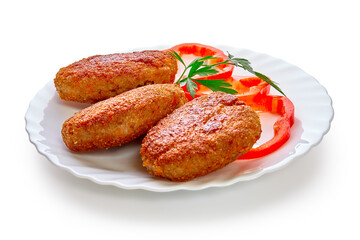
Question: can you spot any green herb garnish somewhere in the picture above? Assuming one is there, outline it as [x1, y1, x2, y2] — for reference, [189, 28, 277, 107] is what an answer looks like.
[170, 51, 237, 98]
[169, 50, 285, 98]
[226, 52, 286, 96]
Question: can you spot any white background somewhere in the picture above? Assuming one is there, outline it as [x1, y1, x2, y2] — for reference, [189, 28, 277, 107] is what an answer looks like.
[1, 0, 358, 239]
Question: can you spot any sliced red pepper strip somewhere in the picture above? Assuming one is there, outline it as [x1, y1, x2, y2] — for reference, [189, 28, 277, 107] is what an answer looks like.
[231, 76, 271, 102]
[167, 43, 295, 159]
[182, 78, 294, 159]
[238, 94, 295, 159]
[167, 43, 235, 80]
[182, 75, 270, 101]
[239, 76, 262, 88]
[182, 84, 294, 159]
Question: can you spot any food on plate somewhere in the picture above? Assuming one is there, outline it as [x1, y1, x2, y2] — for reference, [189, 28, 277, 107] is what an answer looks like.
[56, 42, 295, 182]
[167, 43, 235, 82]
[238, 94, 294, 159]
[140, 92, 261, 181]
[169, 43, 285, 99]
[62, 84, 187, 152]
[54, 50, 178, 103]
[169, 43, 294, 159]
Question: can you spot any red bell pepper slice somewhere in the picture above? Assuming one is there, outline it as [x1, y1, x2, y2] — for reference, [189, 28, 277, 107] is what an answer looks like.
[174, 72, 293, 159]
[167, 43, 295, 159]
[182, 75, 271, 101]
[238, 93, 295, 159]
[167, 43, 235, 81]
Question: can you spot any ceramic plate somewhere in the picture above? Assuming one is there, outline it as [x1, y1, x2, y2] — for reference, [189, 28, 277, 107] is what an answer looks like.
[25, 45, 334, 192]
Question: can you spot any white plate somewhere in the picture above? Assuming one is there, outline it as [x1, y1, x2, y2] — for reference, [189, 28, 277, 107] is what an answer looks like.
[25, 45, 334, 192]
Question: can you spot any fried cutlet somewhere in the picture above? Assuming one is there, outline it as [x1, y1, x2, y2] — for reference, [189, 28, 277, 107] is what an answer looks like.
[61, 84, 187, 152]
[54, 50, 177, 103]
[140, 92, 261, 181]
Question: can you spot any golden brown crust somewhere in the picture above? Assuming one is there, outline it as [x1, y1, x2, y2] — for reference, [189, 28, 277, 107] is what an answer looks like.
[61, 84, 187, 152]
[140, 92, 261, 182]
[54, 50, 178, 103]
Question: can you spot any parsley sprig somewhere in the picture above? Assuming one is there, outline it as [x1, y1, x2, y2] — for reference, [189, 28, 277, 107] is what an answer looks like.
[169, 50, 285, 98]
[226, 53, 285, 96]
[170, 51, 237, 98]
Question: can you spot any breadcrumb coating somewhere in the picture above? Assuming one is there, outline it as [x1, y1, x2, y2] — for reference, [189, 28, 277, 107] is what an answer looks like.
[140, 92, 261, 181]
[54, 50, 177, 103]
[62, 84, 187, 152]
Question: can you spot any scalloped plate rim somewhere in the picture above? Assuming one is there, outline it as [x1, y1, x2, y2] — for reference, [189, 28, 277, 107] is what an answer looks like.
[25, 45, 334, 192]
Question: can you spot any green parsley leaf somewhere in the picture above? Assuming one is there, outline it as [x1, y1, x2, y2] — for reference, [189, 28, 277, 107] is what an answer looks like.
[169, 49, 286, 98]
[226, 52, 286, 96]
[169, 50, 186, 67]
[185, 78, 198, 98]
[188, 59, 204, 77]
[194, 79, 238, 95]
[254, 71, 286, 96]
[195, 66, 219, 76]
